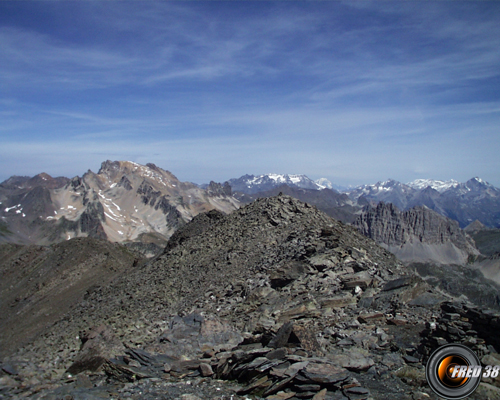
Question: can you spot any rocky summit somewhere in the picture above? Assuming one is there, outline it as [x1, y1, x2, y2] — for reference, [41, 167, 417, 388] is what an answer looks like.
[2, 195, 500, 399]
[0, 160, 239, 255]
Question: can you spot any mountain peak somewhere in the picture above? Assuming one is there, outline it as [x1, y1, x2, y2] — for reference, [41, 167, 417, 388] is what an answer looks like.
[407, 178, 460, 192]
[226, 173, 323, 194]
[467, 176, 488, 186]
[96, 160, 180, 184]
[0, 160, 239, 247]
[464, 219, 486, 232]
[36, 172, 53, 180]
[315, 177, 333, 189]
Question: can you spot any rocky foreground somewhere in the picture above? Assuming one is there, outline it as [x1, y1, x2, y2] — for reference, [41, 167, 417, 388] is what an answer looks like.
[1, 195, 500, 399]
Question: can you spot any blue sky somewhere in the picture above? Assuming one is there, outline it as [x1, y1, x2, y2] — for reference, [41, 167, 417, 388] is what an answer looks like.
[1, 1, 500, 187]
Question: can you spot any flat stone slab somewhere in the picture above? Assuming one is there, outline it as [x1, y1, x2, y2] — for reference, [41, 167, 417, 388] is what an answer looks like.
[358, 312, 386, 324]
[321, 295, 356, 309]
[382, 277, 413, 291]
[302, 362, 350, 384]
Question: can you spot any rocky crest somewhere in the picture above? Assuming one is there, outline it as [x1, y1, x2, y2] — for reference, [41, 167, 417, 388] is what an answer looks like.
[354, 203, 479, 265]
[234, 184, 358, 224]
[347, 177, 500, 228]
[2, 195, 500, 400]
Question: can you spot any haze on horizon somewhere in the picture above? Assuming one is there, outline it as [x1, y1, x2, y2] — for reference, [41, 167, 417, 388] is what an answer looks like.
[1, 1, 500, 187]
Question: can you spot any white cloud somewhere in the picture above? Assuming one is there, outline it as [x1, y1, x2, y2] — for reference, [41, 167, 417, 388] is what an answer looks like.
[1, 2, 499, 187]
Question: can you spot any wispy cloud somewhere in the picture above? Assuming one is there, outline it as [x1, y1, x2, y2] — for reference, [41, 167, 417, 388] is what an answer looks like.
[1, 1, 499, 186]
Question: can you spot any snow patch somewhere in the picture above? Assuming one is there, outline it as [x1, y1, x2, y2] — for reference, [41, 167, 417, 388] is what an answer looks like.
[407, 179, 460, 192]
[104, 212, 117, 221]
[4, 204, 21, 212]
[315, 178, 333, 189]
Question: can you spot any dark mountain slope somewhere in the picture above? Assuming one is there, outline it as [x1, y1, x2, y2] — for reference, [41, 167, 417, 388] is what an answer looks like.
[0, 238, 144, 356]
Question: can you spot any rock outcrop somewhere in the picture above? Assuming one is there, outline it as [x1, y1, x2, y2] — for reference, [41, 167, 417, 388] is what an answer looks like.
[354, 202, 479, 265]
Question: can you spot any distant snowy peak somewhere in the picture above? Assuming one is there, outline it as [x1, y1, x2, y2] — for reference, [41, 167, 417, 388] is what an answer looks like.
[260, 173, 310, 185]
[252, 173, 321, 189]
[407, 179, 460, 193]
[351, 177, 496, 197]
[227, 173, 324, 194]
[349, 179, 411, 197]
[407, 177, 497, 195]
[466, 177, 495, 189]
[315, 178, 333, 190]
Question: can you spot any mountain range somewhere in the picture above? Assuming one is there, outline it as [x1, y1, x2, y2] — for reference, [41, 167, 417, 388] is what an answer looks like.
[224, 173, 336, 193]
[228, 174, 500, 229]
[0, 161, 238, 255]
[347, 177, 500, 228]
[2, 162, 499, 267]
[2, 162, 500, 398]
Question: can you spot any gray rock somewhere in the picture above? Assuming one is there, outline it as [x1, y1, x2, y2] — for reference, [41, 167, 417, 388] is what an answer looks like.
[199, 363, 213, 377]
[269, 322, 295, 349]
[67, 324, 122, 375]
[382, 277, 414, 291]
[1, 363, 18, 375]
[302, 362, 350, 384]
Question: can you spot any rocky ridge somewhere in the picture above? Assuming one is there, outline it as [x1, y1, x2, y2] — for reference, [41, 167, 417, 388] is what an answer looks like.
[347, 177, 500, 228]
[2, 195, 500, 399]
[354, 202, 479, 265]
[233, 185, 359, 225]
